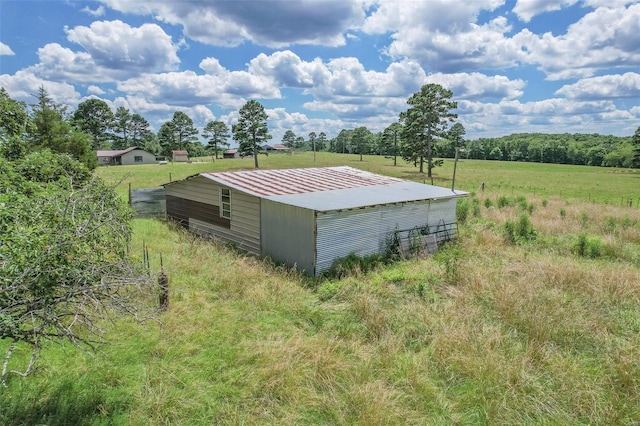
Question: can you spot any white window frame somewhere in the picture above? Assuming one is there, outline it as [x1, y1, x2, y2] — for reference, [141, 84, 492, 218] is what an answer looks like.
[220, 188, 231, 219]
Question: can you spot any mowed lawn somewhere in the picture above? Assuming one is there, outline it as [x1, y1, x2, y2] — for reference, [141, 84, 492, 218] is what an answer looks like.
[2, 153, 640, 425]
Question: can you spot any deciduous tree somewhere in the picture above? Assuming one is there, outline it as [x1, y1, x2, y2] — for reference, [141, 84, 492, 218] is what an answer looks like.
[0, 87, 28, 138]
[0, 151, 155, 385]
[72, 99, 115, 150]
[233, 100, 271, 168]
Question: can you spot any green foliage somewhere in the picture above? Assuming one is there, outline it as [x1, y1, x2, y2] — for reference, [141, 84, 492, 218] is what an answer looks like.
[560, 208, 567, 218]
[573, 232, 603, 258]
[456, 197, 471, 224]
[381, 122, 402, 165]
[434, 242, 463, 285]
[72, 98, 115, 150]
[466, 132, 636, 168]
[27, 87, 96, 169]
[400, 83, 458, 176]
[484, 197, 494, 209]
[317, 281, 343, 301]
[1, 152, 154, 381]
[233, 100, 271, 168]
[497, 195, 514, 208]
[504, 213, 537, 244]
[632, 126, 640, 168]
[202, 120, 230, 159]
[0, 87, 28, 138]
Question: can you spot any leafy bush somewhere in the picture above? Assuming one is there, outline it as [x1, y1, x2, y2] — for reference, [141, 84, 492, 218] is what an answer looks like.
[456, 198, 471, 224]
[504, 213, 537, 244]
[497, 195, 514, 208]
[573, 233, 603, 258]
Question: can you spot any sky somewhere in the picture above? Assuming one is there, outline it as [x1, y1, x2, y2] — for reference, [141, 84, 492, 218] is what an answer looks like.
[1, 0, 639, 145]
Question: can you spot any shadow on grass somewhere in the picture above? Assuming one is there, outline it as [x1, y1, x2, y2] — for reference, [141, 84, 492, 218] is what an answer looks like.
[1, 376, 128, 426]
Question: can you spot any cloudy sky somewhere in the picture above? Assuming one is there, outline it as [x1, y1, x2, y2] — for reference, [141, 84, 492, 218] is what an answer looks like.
[1, 0, 639, 144]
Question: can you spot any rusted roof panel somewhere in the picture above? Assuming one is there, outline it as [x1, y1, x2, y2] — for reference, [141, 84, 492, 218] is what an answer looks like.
[201, 166, 404, 197]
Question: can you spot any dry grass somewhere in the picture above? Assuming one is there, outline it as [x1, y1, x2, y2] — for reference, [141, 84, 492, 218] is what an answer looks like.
[3, 166, 640, 425]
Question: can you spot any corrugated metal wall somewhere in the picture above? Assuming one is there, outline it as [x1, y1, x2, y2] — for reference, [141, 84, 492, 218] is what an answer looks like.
[315, 199, 459, 275]
[165, 176, 261, 254]
[260, 200, 315, 274]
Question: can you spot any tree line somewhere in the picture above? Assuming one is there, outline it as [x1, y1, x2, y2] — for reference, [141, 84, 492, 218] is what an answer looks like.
[2, 85, 639, 173]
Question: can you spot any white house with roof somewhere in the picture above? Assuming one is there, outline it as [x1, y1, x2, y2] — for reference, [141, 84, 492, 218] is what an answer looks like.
[163, 166, 467, 275]
[96, 146, 157, 166]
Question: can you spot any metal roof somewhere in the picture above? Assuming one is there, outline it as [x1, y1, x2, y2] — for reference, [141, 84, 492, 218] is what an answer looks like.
[96, 146, 143, 157]
[197, 166, 467, 212]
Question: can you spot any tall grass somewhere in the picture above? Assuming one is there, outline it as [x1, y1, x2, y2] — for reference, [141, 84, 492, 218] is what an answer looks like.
[2, 156, 640, 424]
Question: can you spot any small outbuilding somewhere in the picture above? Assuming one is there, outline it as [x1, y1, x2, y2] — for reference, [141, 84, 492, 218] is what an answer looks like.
[262, 144, 291, 153]
[222, 149, 240, 159]
[96, 146, 157, 166]
[163, 166, 467, 276]
[172, 150, 189, 162]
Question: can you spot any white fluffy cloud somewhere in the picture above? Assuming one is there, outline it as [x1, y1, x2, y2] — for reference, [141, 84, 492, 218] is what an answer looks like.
[0, 42, 15, 55]
[556, 73, 640, 99]
[512, 0, 579, 22]
[25, 21, 180, 84]
[0, 70, 81, 107]
[520, 4, 640, 80]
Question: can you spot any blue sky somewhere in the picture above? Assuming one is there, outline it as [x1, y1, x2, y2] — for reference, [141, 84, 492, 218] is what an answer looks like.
[1, 0, 639, 144]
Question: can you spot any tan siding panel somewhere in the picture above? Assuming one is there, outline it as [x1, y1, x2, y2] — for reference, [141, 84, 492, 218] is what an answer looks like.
[165, 176, 218, 204]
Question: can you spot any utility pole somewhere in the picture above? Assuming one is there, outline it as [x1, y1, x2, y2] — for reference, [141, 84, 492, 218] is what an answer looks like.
[452, 147, 464, 191]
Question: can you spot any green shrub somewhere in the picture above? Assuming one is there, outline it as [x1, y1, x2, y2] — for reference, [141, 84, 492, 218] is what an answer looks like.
[456, 198, 471, 224]
[497, 195, 513, 208]
[542, 199, 548, 207]
[573, 232, 603, 258]
[471, 197, 481, 217]
[560, 208, 567, 219]
[504, 213, 537, 244]
[484, 198, 494, 209]
[603, 216, 617, 233]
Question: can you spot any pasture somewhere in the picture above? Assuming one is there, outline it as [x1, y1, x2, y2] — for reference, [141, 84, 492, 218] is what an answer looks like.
[2, 153, 640, 425]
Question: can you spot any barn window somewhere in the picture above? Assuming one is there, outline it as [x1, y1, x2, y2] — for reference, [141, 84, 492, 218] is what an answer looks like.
[220, 188, 231, 218]
[134, 155, 143, 163]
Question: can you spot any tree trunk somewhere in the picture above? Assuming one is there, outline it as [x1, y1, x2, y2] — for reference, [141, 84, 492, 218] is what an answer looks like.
[253, 145, 259, 168]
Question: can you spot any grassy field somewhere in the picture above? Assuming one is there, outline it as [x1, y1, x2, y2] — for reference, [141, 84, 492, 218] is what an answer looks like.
[2, 154, 640, 424]
[97, 152, 640, 205]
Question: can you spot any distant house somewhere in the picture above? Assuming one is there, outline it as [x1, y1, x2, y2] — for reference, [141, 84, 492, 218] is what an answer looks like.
[262, 144, 290, 153]
[96, 146, 156, 166]
[222, 149, 240, 159]
[172, 150, 189, 162]
[163, 166, 467, 276]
